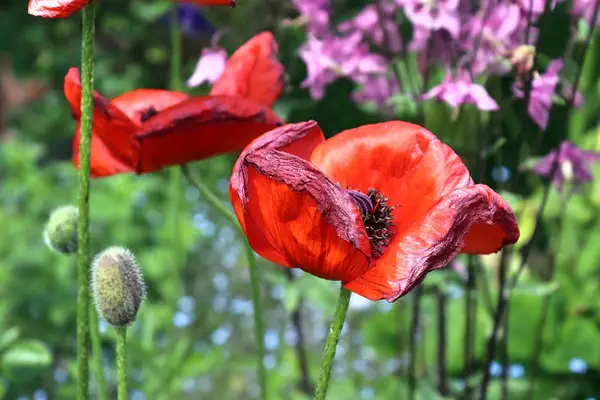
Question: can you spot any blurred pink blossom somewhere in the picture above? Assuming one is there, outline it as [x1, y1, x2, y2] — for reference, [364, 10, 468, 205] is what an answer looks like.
[352, 74, 399, 111]
[291, 0, 331, 36]
[512, 60, 563, 129]
[338, 3, 402, 52]
[186, 47, 228, 88]
[398, 0, 461, 38]
[422, 70, 499, 111]
[299, 33, 387, 100]
[571, 0, 599, 25]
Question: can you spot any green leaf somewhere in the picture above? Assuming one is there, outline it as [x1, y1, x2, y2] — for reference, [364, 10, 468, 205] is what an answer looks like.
[2, 339, 52, 368]
[0, 327, 20, 354]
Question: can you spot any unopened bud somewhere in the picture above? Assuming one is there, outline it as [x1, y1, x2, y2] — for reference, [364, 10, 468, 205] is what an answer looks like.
[92, 247, 145, 327]
[509, 45, 535, 75]
[44, 205, 78, 254]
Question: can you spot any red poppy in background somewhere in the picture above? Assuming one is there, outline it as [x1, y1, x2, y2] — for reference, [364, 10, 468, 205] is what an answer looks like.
[229, 121, 520, 301]
[64, 32, 284, 178]
[211, 32, 284, 108]
[65, 69, 281, 178]
[28, 0, 234, 19]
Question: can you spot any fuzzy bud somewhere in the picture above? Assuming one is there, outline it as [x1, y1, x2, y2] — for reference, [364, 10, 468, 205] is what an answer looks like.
[91, 247, 146, 327]
[43, 205, 78, 254]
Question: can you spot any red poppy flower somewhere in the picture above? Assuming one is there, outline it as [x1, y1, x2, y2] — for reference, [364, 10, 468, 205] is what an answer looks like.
[28, 0, 234, 19]
[65, 68, 282, 178]
[229, 121, 520, 301]
[210, 32, 284, 108]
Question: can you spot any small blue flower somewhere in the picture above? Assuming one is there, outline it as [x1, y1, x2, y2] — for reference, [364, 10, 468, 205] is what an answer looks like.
[508, 364, 525, 379]
[489, 361, 502, 377]
[161, 4, 215, 38]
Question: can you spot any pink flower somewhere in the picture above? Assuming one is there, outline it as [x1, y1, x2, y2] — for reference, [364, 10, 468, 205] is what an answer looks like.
[571, 0, 599, 25]
[186, 47, 228, 88]
[338, 3, 402, 52]
[398, 0, 461, 38]
[299, 33, 387, 100]
[512, 60, 563, 129]
[422, 70, 499, 111]
[352, 74, 399, 112]
[292, 0, 331, 37]
[462, 4, 524, 76]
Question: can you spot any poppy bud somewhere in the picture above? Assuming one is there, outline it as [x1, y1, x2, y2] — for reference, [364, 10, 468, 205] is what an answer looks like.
[43, 205, 78, 254]
[91, 247, 146, 327]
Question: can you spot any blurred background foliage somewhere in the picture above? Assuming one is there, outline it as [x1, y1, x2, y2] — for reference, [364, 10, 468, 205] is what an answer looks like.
[2, 0, 600, 399]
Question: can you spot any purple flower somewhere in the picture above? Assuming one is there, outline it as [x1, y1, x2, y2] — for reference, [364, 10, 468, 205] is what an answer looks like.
[352, 74, 399, 112]
[571, 0, 599, 25]
[422, 70, 499, 111]
[530, 141, 600, 191]
[462, 4, 524, 76]
[186, 46, 228, 88]
[397, 0, 461, 38]
[292, 0, 331, 37]
[338, 3, 402, 52]
[512, 60, 563, 129]
[163, 4, 215, 38]
[299, 33, 387, 99]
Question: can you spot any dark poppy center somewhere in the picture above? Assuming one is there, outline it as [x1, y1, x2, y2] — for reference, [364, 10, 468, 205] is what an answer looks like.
[348, 188, 395, 259]
[139, 106, 158, 122]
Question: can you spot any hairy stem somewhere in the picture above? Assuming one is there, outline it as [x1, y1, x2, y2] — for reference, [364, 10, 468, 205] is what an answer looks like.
[314, 285, 351, 400]
[77, 4, 96, 399]
[116, 327, 128, 400]
[181, 165, 268, 400]
[89, 307, 107, 400]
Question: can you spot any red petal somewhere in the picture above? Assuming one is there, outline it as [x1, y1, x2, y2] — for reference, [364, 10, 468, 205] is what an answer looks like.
[344, 185, 519, 301]
[28, 0, 87, 18]
[230, 121, 326, 234]
[234, 148, 371, 281]
[72, 124, 135, 177]
[112, 89, 189, 127]
[64, 68, 138, 177]
[210, 32, 284, 107]
[134, 95, 282, 174]
[311, 121, 473, 256]
[174, 0, 235, 6]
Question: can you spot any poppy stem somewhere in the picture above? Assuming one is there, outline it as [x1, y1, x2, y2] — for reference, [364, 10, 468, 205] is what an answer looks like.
[90, 307, 108, 400]
[77, 3, 96, 399]
[181, 165, 268, 400]
[314, 285, 351, 400]
[115, 327, 128, 400]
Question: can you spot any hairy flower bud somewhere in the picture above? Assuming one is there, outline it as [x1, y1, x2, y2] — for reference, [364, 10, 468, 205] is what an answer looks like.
[91, 247, 146, 327]
[43, 205, 78, 254]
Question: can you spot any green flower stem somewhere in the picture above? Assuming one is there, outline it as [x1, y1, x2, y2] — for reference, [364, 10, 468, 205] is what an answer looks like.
[181, 165, 268, 400]
[167, 6, 184, 268]
[115, 327, 128, 400]
[77, 3, 96, 399]
[90, 307, 108, 400]
[314, 285, 352, 400]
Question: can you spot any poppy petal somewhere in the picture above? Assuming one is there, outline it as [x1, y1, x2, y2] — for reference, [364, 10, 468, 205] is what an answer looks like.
[174, 0, 235, 6]
[28, 0, 87, 18]
[344, 185, 519, 301]
[72, 124, 135, 177]
[210, 32, 284, 107]
[230, 121, 326, 235]
[112, 89, 189, 126]
[134, 95, 282, 174]
[233, 148, 371, 281]
[310, 121, 473, 259]
[65, 68, 138, 177]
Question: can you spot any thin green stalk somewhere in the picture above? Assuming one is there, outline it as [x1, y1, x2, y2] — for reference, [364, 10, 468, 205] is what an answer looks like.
[90, 307, 108, 400]
[77, 4, 96, 399]
[168, 6, 184, 268]
[116, 327, 128, 400]
[181, 165, 268, 400]
[314, 285, 351, 400]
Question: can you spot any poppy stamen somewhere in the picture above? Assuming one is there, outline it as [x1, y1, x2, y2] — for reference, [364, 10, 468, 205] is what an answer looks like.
[139, 106, 158, 122]
[348, 188, 395, 259]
